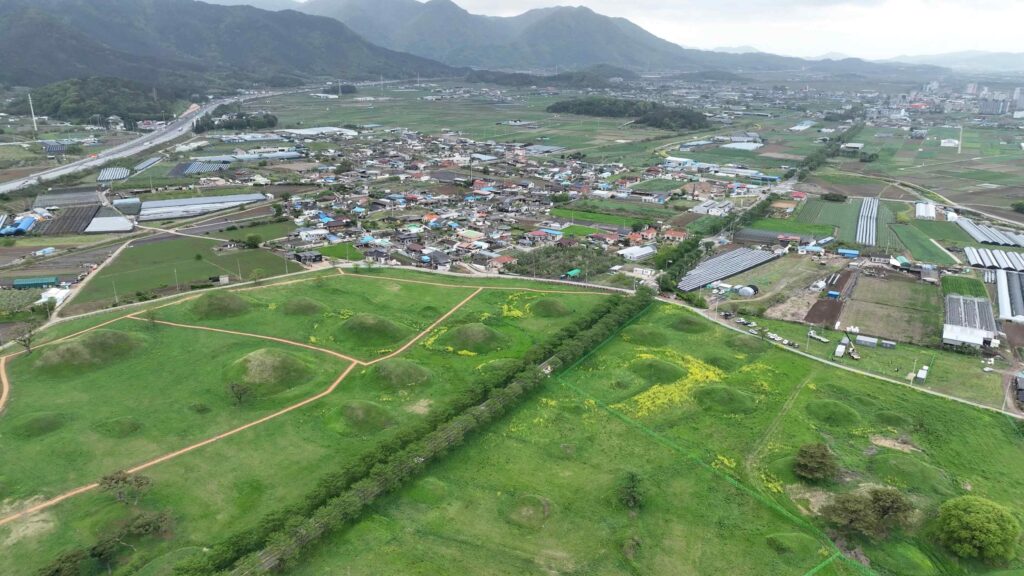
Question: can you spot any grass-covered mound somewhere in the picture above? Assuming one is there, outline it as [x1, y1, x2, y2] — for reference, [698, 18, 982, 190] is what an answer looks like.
[475, 358, 522, 379]
[503, 494, 552, 530]
[765, 533, 820, 557]
[191, 291, 250, 319]
[704, 353, 742, 371]
[336, 313, 411, 348]
[372, 359, 431, 389]
[35, 329, 141, 371]
[868, 541, 939, 576]
[93, 416, 143, 438]
[875, 410, 913, 429]
[340, 401, 394, 433]
[629, 358, 685, 384]
[728, 334, 768, 354]
[440, 323, 506, 354]
[694, 386, 757, 414]
[226, 348, 313, 397]
[668, 314, 712, 334]
[532, 299, 570, 318]
[622, 325, 669, 347]
[805, 399, 860, 427]
[869, 454, 955, 498]
[281, 297, 325, 316]
[8, 412, 69, 438]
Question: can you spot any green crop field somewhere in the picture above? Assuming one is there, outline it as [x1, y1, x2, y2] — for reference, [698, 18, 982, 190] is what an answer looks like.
[941, 275, 989, 298]
[560, 224, 602, 237]
[749, 217, 834, 237]
[550, 207, 638, 228]
[5, 269, 1024, 576]
[67, 237, 289, 313]
[892, 224, 956, 265]
[796, 198, 862, 243]
[318, 242, 364, 260]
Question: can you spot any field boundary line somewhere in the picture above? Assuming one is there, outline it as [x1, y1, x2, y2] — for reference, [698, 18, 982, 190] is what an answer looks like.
[801, 552, 841, 576]
[365, 287, 484, 366]
[744, 375, 811, 479]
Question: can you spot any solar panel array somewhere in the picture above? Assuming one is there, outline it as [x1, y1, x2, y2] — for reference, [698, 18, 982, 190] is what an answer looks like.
[945, 295, 997, 333]
[97, 167, 130, 182]
[133, 157, 161, 172]
[856, 197, 878, 246]
[963, 246, 1024, 271]
[183, 162, 228, 176]
[676, 248, 778, 292]
[957, 218, 1024, 247]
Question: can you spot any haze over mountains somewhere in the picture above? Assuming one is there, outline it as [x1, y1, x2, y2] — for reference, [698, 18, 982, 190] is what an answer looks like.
[885, 51, 1024, 73]
[0, 0, 956, 90]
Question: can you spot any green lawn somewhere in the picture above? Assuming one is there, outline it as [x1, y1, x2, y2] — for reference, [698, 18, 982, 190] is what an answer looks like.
[318, 242, 364, 260]
[550, 207, 640, 228]
[941, 275, 989, 298]
[68, 237, 289, 311]
[796, 199, 862, 243]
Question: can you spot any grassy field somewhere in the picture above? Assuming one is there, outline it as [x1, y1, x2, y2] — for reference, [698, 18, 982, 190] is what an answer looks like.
[67, 237, 289, 312]
[289, 304, 1024, 576]
[550, 207, 639, 228]
[318, 242, 364, 260]
[0, 270, 611, 575]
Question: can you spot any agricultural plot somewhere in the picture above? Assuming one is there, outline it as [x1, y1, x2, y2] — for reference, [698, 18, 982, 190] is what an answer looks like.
[796, 198, 863, 243]
[66, 237, 288, 313]
[840, 275, 943, 346]
[873, 201, 906, 253]
[941, 275, 989, 298]
[891, 224, 957, 265]
[0, 270, 612, 575]
[317, 242, 364, 260]
[550, 207, 638, 228]
[748, 217, 833, 237]
[559, 224, 602, 237]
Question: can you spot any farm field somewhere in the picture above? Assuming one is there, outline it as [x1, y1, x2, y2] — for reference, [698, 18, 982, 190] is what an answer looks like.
[891, 224, 957, 265]
[941, 275, 989, 298]
[839, 275, 944, 346]
[289, 304, 1024, 576]
[66, 237, 289, 313]
[560, 224, 602, 237]
[748, 217, 834, 237]
[0, 269, 613, 575]
[550, 207, 638, 228]
[796, 198, 862, 243]
[317, 242, 364, 260]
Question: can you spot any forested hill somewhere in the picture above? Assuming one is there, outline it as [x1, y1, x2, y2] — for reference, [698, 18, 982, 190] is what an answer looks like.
[547, 97, 709, 131]
[5, 78, 185, 124]
[0, 0, 458, 88]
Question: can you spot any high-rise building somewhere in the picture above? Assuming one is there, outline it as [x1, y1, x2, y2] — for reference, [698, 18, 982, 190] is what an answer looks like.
[979, 99, 1011, 115]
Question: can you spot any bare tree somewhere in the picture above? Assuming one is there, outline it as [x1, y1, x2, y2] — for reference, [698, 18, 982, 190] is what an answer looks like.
[141, 308, 158, 329]
[13, 320, 40, 355]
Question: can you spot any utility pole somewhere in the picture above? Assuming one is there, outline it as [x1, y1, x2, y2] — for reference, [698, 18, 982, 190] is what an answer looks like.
[28, 93, 38, 136]
[112, 281, 119, 306]
[174, 268, 179, 292]
[237, 260, 242, 281]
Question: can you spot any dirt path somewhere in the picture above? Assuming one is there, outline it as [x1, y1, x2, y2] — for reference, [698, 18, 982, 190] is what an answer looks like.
[0, 281, 489, 527]
[744, 376, 811, 479]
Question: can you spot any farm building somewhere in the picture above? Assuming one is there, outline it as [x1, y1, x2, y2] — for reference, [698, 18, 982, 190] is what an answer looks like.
[138, 194, 266, 221]
[943, 294, 999, 348]
[13, 276, 59, 289]
[915, 202, 937, 220]
[617, 246, 657, 261]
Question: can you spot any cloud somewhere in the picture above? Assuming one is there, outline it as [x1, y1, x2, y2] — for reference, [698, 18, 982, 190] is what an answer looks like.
[449, 0, 1024, 59]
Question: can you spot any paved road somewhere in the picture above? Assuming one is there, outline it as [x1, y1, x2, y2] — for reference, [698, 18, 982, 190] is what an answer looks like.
[0, 91, 289, 195]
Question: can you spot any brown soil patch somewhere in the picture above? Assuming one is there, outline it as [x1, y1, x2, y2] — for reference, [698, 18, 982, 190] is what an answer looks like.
[759, 151, 806, 161]
[785, 484, 829, 515]
[767, 291, 820, 322]
[405, 399, 432, 415]
[870, 435, 920, 453]
[1, 497, 55, 547]
[804, 299, 843, 326]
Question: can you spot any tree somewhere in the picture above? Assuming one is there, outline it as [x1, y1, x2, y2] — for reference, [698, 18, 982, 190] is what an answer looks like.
[141, 308, 158, 329]
[13, 320, 40, 355]
[617, 471, 644, 511]
[823, 492, 878, 536]
[793, 443, 838, 481]
[243, 234, 262, 249]
[937, 496, 1021, 561]
[869, 487, 913, 532]
[228, 382, 251, 406]
[248, 268, 265, 285]
[1012, 202, 1024, 215]
[99, 471, 152, 505]
[272, 203, 283, 218]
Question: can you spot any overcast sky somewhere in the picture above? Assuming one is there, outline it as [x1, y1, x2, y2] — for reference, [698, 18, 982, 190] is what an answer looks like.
[439, 0, 1024, 59]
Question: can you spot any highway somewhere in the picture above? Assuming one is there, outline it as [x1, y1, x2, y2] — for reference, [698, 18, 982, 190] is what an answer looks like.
[0, 91, 283, 195]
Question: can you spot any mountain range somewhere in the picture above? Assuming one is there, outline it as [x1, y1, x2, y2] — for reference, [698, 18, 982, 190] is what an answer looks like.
[0, 0, 456, 87]
[886, 51, 1024, 73]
